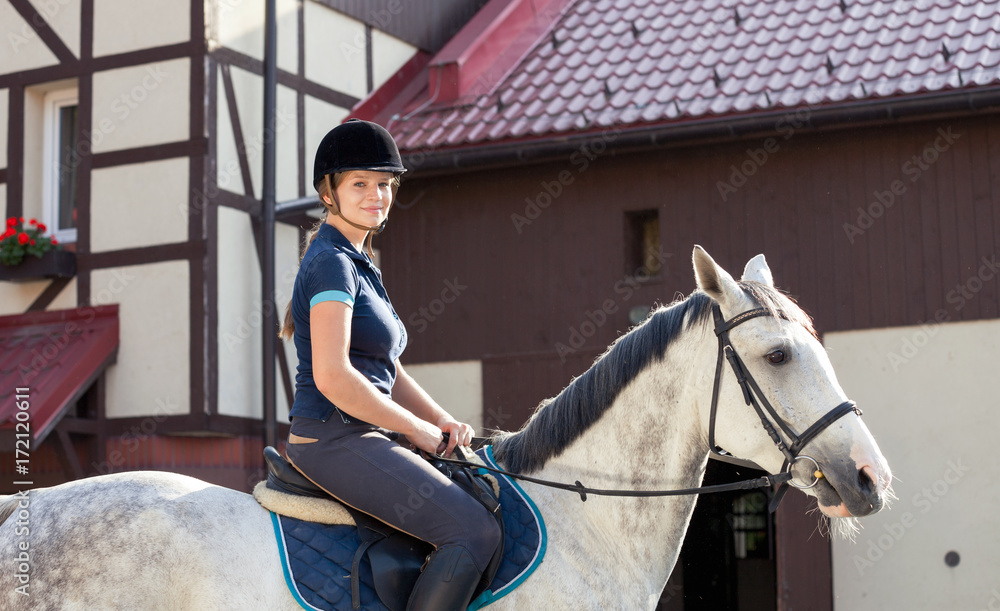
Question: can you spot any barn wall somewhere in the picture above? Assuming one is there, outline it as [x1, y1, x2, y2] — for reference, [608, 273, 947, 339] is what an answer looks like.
[381, 112, 1000, 425]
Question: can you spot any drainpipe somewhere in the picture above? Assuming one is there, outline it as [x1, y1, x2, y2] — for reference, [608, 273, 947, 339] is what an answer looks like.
[262, 0, 277, 451]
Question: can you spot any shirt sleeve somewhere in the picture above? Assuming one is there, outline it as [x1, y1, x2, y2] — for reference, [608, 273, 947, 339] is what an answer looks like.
[302, 250, 359, 309]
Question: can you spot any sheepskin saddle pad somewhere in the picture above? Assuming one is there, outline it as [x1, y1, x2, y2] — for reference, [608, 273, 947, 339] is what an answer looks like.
[255, 446, 546, 611]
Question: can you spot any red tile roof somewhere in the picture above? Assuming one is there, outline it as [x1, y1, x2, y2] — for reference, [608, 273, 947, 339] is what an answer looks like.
[360, 0, 1000, 153]
[0, 306, 119, 443]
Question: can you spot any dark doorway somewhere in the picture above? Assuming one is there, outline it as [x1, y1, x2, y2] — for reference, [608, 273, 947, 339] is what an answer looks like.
[658, 460, 777, 610]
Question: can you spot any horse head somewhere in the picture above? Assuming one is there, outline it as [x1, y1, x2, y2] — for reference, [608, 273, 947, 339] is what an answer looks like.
[692, 246, 893, 524]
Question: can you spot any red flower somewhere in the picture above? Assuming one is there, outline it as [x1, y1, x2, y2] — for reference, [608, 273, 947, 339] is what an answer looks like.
[5, 217, 15, 227]
[36, 223, 47, 233]
[28, 218, 37, 225]
[29, 239, 35, 246]
[51, 238, 59, 245]
[17, 232, 30, 245]
[18, 217, 24, 223]
[1, 228, 13, 239]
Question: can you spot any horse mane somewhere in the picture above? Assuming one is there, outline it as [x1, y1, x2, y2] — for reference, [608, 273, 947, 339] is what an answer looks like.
[0, 496, 18, 525]
[490, 281, 815, 473]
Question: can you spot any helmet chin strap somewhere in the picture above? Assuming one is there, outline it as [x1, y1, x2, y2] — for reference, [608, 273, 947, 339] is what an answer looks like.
[323, 174, 389, 235]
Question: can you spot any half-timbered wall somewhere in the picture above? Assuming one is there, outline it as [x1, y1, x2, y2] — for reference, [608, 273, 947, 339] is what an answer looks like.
[0, 0, 420, 488]
[1, 0, 204, 424]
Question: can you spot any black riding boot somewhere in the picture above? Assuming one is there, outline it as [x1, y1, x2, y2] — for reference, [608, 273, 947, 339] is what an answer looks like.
[405, 546, 482, 611]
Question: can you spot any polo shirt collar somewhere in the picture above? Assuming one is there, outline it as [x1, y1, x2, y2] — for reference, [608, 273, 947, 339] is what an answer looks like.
[317, 223, 374, 268]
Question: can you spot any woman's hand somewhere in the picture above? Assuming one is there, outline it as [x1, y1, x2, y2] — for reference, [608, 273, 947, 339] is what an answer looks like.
[437, 419, 474, 456]
[405, 418, 445, 455]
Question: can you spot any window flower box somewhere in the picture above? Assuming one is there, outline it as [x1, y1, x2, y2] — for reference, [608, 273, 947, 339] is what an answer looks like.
[0, 217, 75, 282]
[0, 249, 76, 282]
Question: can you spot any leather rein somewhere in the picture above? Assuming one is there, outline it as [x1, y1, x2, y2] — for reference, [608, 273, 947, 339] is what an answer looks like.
[436, 304, 861, 512]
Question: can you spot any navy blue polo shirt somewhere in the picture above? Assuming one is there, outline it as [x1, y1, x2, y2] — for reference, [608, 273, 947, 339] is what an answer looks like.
[289, 223, 407, 422]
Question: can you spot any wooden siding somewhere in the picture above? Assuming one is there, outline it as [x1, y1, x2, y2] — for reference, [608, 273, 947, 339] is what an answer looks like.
[384, 112, 1000, 377]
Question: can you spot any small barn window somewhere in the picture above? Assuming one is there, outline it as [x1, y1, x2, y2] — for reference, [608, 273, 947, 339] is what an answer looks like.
[625, 209, 662, 276]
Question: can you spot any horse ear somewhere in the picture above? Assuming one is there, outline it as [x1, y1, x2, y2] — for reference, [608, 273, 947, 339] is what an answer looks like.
[693, 245, 742, 309]
[742, 254, 774, 286]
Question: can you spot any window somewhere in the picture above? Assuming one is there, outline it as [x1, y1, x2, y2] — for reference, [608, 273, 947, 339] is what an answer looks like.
[42, 88, 79, 243]
[624, 208, 662, 276]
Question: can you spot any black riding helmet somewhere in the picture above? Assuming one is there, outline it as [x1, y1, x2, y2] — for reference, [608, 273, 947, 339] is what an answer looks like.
[313, 118, 406, 190]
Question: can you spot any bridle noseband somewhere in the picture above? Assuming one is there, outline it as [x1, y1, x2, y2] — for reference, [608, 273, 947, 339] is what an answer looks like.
[708, 304, 862, 511]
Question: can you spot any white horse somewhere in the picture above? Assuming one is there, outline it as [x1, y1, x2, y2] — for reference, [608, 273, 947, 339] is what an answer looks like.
[0, 247, 892, 610]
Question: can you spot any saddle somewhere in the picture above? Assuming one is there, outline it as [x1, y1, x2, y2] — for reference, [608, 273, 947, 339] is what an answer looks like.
[263, 446, 505, 611]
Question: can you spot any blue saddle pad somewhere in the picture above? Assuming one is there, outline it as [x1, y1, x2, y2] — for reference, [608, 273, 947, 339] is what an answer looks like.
[270, 445, 546, 610]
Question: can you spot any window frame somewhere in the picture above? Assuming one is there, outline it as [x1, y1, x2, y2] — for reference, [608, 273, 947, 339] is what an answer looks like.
[41, 87, 79, 244]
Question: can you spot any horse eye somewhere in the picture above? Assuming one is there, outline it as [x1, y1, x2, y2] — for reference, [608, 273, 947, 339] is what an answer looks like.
[766, 350, 786, 364]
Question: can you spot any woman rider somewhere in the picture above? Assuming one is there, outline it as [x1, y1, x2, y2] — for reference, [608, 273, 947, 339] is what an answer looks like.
[279, 119, 501, 610]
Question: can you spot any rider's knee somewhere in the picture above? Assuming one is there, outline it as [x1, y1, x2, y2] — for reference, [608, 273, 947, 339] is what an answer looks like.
[465, 504, 502, 553]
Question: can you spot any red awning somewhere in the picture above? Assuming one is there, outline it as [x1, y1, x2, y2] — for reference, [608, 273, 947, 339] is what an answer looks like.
[0, 305, 119, 443]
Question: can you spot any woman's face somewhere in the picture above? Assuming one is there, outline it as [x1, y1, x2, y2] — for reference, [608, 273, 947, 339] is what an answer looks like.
[330, 170, 394, 228]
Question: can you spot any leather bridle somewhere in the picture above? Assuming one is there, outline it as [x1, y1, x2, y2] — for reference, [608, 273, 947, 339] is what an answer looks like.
[708, 304, 862, 511]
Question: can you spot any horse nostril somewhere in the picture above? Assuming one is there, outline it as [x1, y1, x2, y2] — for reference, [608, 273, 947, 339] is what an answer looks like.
[858, 465, 878, 494]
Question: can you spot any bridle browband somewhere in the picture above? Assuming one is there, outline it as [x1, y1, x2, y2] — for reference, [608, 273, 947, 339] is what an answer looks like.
[431, 302, 863, 512]
[708, 304, 862, 511]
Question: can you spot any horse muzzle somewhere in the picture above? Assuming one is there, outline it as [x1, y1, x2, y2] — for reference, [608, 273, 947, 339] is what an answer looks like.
[811, 459, 891, 518]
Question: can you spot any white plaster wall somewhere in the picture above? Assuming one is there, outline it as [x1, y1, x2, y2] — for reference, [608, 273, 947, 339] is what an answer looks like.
[217, 207, 261, 419]
[216, 207, 299, 420]
[46, 277, 77, 310]
[404, 361, 484, 432]
[22, 85, 46, 224]
[217, 66, 299, 201]
[303, 2, 367, 99]
[213, 0, 263, 59]
[0, 88, 8, 169]
[91, 58, 190, 154]
[214, 69, 242, 196]
[93, 0, 189, 57]
[275, 84, 299, 203]
[275, 0, 298, 73]
[90, 157, 189, 252]
[94, 260, 190, 418]
[0, 2, 59, 74]
[0, 277, 77, 314]
[371, 29, 417, 91]
[27, 0, 81, 57]
[826, 319, 1000, 611]
[211, 0, 297, 72]
[0, 279, 48, 315]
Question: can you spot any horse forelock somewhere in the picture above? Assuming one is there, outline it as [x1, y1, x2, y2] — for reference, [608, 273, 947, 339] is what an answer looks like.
[738, 280, 818, 339]
[491, 291, 715, 473]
